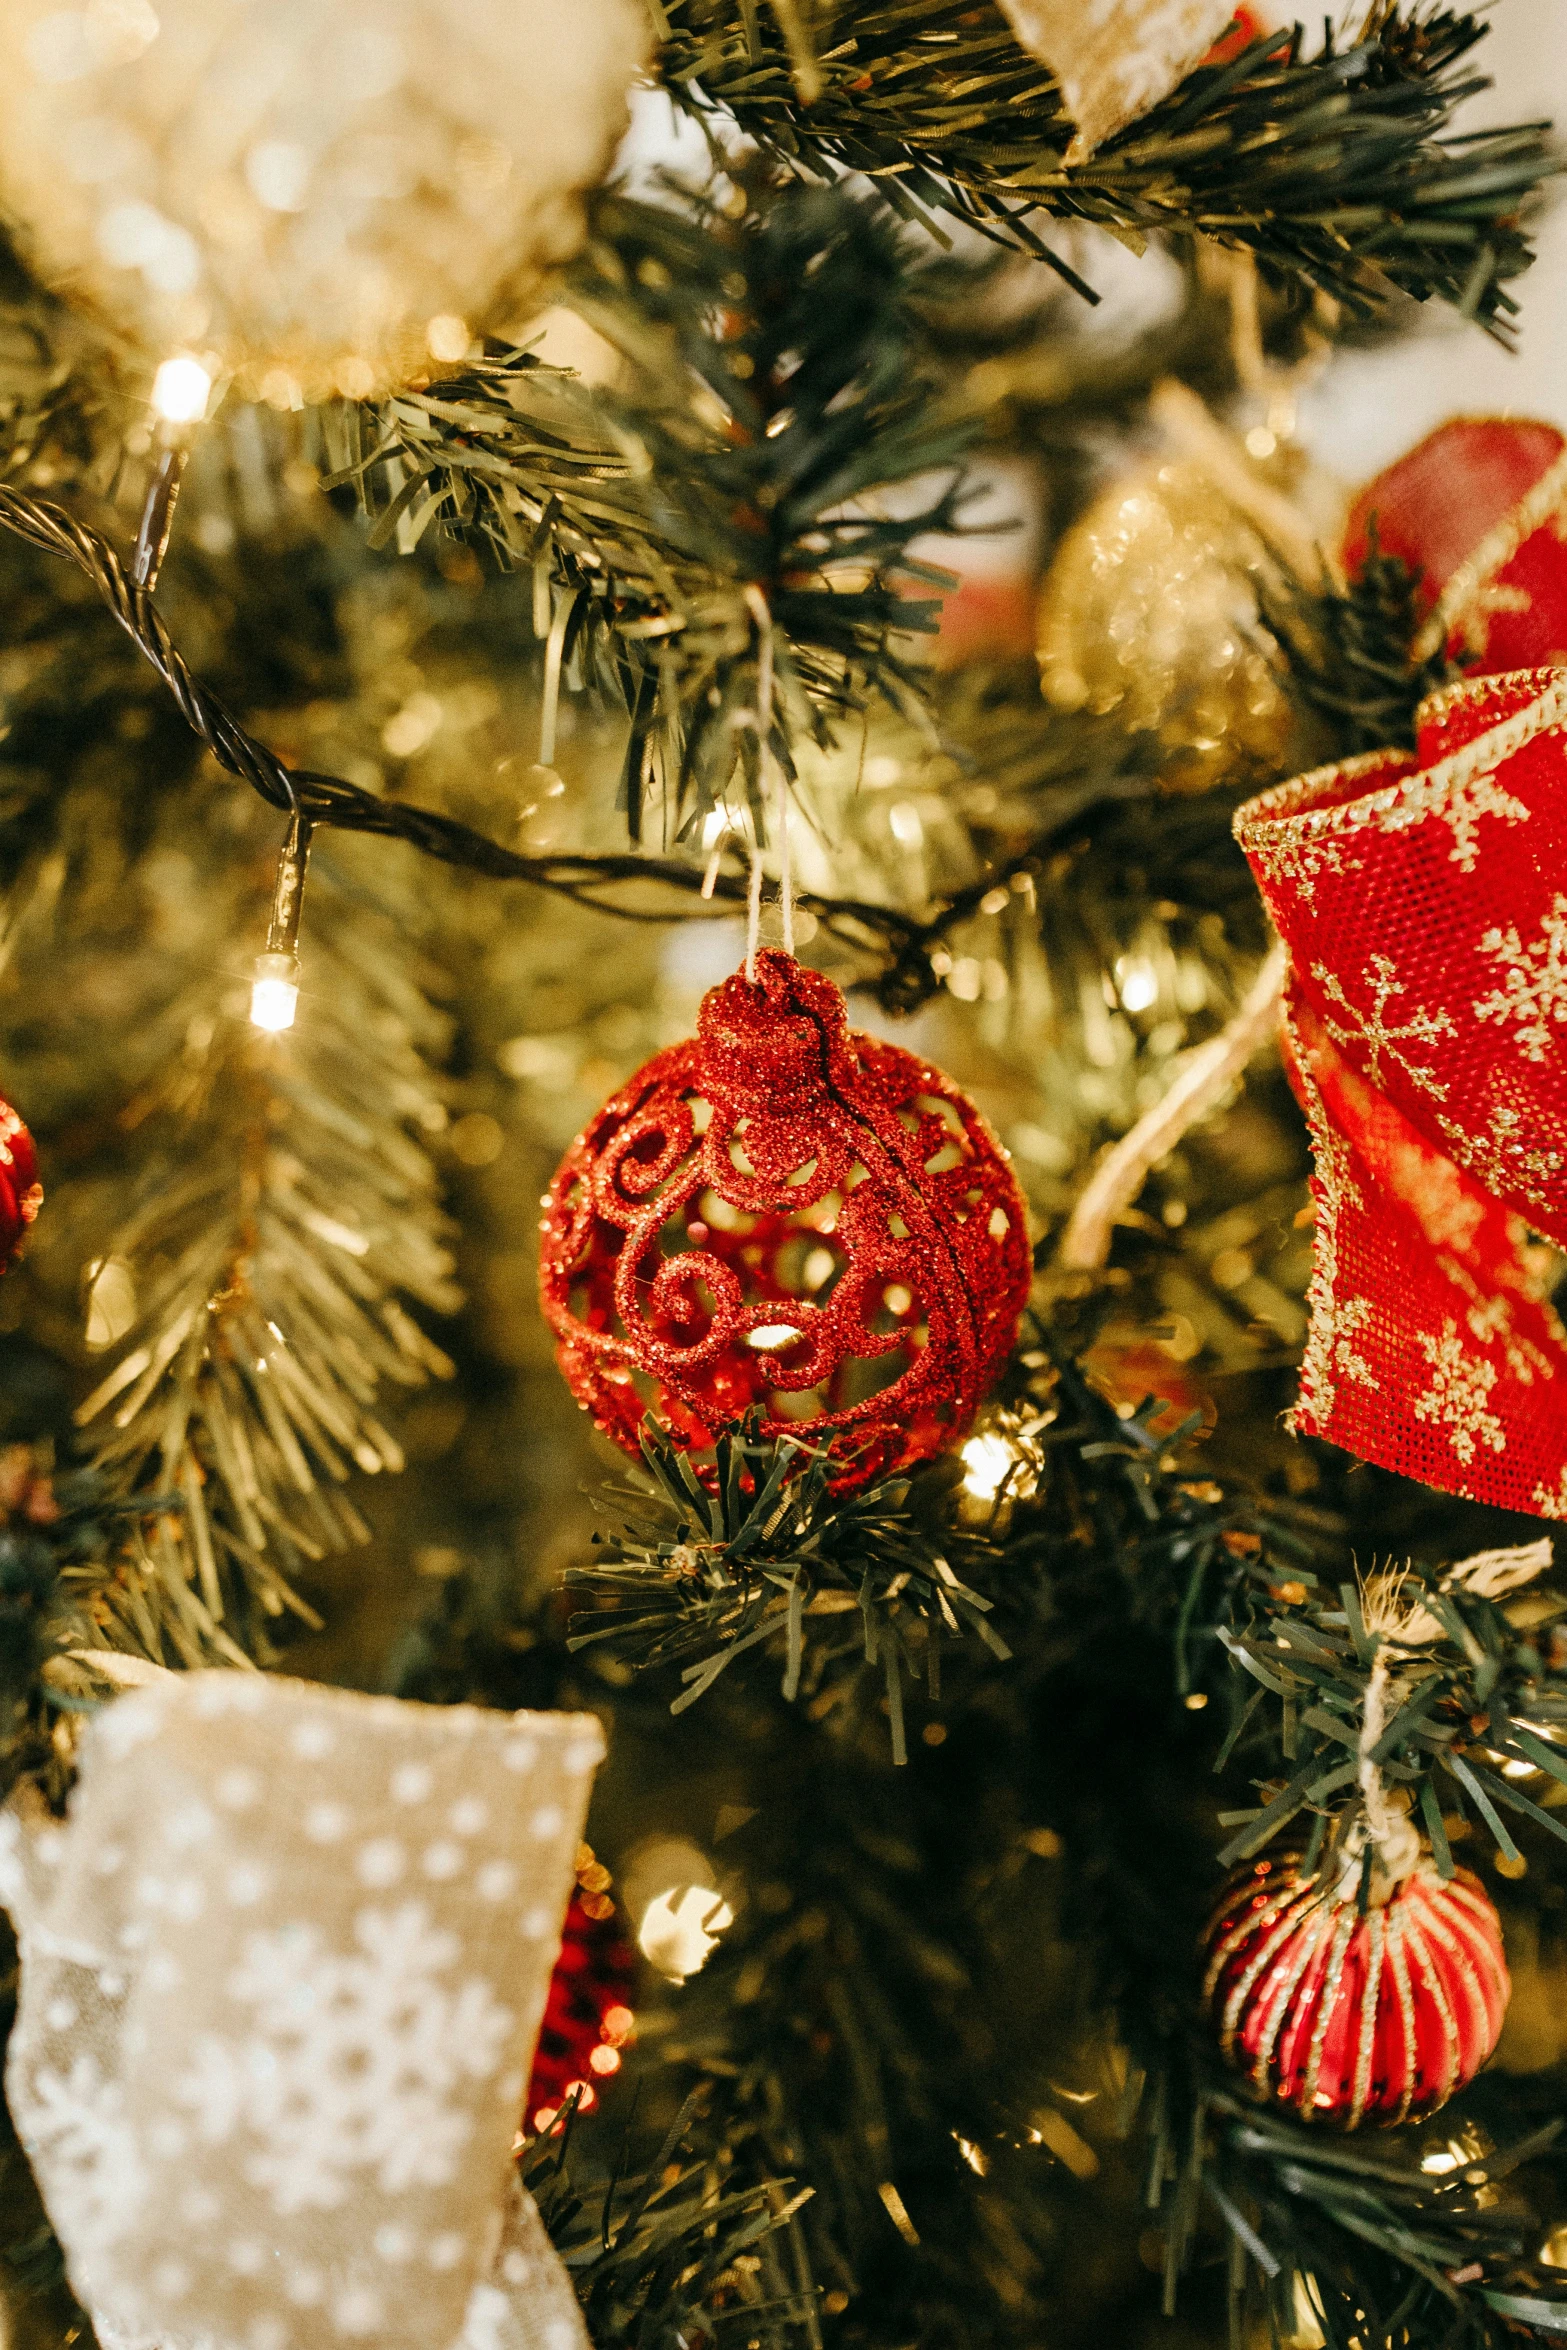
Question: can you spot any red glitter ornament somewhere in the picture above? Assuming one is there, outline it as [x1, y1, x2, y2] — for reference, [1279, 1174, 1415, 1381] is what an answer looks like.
[539, 952, 1031, 1491]
[0, 1092, 41, 1272]
[1202, 1853, 1509, 2128]
[525, 1851, 637, 2139]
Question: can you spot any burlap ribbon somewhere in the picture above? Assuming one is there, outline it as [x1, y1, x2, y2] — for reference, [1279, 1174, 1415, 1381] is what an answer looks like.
[0, 1673, 604, 2350]
[1235, 666, 1567, 1520]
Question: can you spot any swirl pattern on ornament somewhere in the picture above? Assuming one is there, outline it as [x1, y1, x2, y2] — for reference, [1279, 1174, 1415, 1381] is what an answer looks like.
[539, 953, 1031, 1490]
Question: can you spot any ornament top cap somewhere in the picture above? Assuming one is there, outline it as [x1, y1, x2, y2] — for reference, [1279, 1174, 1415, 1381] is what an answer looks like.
[696, 951, 855, 1121]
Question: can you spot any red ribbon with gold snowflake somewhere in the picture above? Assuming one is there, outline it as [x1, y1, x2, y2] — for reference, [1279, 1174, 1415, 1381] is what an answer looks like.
[1235, 666, 1567, 1521]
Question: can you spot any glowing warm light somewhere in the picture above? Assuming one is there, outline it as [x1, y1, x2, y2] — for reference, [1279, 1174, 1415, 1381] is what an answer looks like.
[1420, 2146, 1463, 2175]
[746, 1324, 802, 1352]
[602, 2004, 635, 2044]
[638, 1884, 734, 1981]
[961, 1433, 1015, 1501]
[1115, 954, 1158, 1013]
[701, 808, 729, 850]
[84, 1255, 137, 1350]
[1288, 2274, 1327, 2350]
[426, 313, 470, 362]
[150, 353, 212, 424]
[588, 2044, 621, 2076]
[249, 951, 300, 1033]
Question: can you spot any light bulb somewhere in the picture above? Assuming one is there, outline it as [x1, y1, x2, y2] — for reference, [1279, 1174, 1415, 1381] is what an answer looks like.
[637, 1884, 733, 1982]
[150, 354, 213, 425]
[1115, 954, 1159, 1013]
[249, 951, 300, 1032]
[960, 1432, 1015, 1500]
[746, 1323, 802, 1352]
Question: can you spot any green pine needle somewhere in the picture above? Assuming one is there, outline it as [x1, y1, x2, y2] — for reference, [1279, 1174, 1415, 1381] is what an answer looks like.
[331, 175, 974, 839]
[654, 6, 1557, 334]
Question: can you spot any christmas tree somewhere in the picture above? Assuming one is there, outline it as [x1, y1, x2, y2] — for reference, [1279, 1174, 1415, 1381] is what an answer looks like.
[0, 6, 1565, 2348]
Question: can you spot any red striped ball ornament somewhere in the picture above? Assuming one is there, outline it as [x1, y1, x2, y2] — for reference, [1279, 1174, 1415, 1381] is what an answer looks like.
[1202, 1853, 1509, 2128]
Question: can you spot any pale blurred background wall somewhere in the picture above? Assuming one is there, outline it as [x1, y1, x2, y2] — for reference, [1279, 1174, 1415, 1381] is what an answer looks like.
[1298, 0, 1567, 473]
[613, 3, 1567, 520]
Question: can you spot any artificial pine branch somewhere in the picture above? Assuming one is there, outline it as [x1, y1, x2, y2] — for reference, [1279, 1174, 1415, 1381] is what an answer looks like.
[332, 176, 972, 837]
[0, 479, 1191, 1003]
[0, 226, 128, 498]
[569, 1416, 1008, 1759]
[652, 6, 1555, 336]
[65, 882, 457, 1665]
[388, 1280, 1567, 2349]
[0, 1442, 148, 1803]
[1264, 535, 1458, 756]
[526, 2095, 816, 2347]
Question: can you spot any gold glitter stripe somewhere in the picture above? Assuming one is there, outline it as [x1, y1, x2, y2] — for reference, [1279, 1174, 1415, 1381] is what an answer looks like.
[1351, 1907, 1385, 2131]
[1251, 1905, 1334, 2099]
[1401, 1907, 1462, 2114]
[1201, 1871, 1309, 1964]
[1212, 1879, 1325, 2030]
[1204, 1881, 1310, 2006]
[1437, 1870, 1512, 2002]
[1232, 747, 1406, 848]
[1385, 1908, 1419, 2128]
[1413, 1887, 1503, 2057]
[1233, 670, 1567, 859]
[1437, 1880, 1511, 2017]
[1413, 442, 1567, 661]
[1301, 1906, 1357, 2117]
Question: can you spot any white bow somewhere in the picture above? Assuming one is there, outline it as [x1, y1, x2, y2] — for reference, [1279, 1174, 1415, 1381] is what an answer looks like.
[0, 1672, 603, 2350]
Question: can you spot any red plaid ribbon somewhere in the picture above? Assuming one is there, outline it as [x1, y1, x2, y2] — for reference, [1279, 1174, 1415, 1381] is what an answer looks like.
[1236, 667, 1567, 1519]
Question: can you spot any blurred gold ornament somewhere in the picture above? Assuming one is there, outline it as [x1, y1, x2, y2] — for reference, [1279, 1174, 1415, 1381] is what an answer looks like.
[0, 0, 647, 406]
[1036, 430, 1297, 793]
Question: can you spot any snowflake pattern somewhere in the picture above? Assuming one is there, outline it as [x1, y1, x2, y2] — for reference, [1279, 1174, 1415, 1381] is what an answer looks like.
[1388, 757, 1530, 873]
[3, 1676, 602, 2350]
[1248, 830, 1347, 910]
[177, 1901, 515, 2214]
[1412, 1319, 1507, 1466]
[1472, 894, 1567, 1064]
[1536, 1470, 1567, 1522]
[1452, 577, 1534, 661]
[1326, 1293, 1378, 1393]
[1312, 955, 1456, 1100]
[1439, 1105, 1564, 1208]
[17, 2051, 146, 2256]
[1437, 1253, 1554, 1388]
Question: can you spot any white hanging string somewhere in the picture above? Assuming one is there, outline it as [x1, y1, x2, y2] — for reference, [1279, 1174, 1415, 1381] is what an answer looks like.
[743, 586, 792, 981]
[1058, 940, 1286, 1270]
[746, 841, 764, 984]
[1356, 1650, 1413, 1872]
